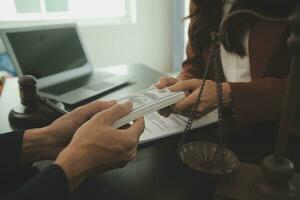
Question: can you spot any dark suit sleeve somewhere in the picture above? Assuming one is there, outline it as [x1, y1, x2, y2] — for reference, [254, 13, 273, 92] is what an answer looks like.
[0, 130, 24, 175]
[4, 164, 70, 200]
[0, 131, 70, 200]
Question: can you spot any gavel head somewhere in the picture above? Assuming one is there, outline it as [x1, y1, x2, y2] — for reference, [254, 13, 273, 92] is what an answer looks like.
[18, 75, 38, 107]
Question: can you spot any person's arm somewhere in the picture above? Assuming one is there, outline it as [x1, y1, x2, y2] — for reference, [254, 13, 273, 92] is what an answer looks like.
[54, 102, 145, 191]
[176, 20, 291, 129]
[2, 102, 144, 200]
[0, 128, 71, 200]
[0, 130, 25, 176]
[3, 164, 70, 200]
[180, 41, 289, 128]
[229, 77, 287, 129]
[0, 129, 71, 200]
[0, 100, 118, 171]
[0, 129, 64, 196]
[228, 27, 292, 129]
[0, 101, 116, 199]
[20, 128, 64, 165]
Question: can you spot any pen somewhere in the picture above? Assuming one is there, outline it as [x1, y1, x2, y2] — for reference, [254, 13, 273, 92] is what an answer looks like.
[36, 94, 68, 115]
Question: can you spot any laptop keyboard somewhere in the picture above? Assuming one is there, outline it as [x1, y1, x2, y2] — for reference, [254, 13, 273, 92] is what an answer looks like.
[40, 72, 114, 96]
[41, 81, 85, 95]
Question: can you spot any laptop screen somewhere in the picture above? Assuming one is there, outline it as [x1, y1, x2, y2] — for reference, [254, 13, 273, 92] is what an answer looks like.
[6, 26, 88, 78]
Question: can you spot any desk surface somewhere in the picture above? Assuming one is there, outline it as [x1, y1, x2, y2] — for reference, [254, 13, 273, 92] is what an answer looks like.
[0, 64, 164, 132]
[1, 64, 299, 200]
[0, 64, 218, 200]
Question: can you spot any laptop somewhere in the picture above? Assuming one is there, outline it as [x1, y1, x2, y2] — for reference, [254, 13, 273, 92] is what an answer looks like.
[0, 24, 128, 105]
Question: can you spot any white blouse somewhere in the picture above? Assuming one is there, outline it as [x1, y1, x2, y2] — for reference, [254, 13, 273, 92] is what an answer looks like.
[220, 0, 251, 82]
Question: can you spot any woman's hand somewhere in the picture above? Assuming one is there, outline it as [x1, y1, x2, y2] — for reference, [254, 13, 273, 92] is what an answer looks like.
[55, 102, 145, 190]
[155, 76, 179, 89]
[154, 76, 232, 118]
[21, 101, 117, 163]
[169, 79, 232, 114]
[154, 77, 179, 117]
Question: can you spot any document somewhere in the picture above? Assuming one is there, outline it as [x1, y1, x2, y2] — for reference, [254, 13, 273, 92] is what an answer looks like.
[111, 86, 218, 143]
[140, 110, 218, 143]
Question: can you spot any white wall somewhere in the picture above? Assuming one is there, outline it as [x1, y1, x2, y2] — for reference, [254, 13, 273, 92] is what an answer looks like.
[79, 0, 172, 72]
[0, 0, 173, 72]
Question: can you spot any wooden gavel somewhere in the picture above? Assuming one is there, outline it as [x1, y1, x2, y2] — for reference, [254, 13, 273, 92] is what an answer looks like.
[9, 75, 65, 129]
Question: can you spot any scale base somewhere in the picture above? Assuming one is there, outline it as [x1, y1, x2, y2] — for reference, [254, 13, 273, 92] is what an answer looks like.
[214, 163, 300, 200]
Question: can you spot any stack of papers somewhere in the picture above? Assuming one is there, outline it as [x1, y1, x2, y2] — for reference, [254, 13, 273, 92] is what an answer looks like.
[140, 110, 218, 143]
[112, 86, 218, 143]
[113, 87, 185, 128]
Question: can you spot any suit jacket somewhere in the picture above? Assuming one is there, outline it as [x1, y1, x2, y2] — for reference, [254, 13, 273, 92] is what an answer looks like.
[178, 19, 292, 129]
[0, 131, 69, 200]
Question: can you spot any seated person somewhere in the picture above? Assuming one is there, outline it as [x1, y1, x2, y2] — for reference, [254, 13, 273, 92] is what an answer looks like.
[156, 0, 295, 129]
[0, 101, 144, 200]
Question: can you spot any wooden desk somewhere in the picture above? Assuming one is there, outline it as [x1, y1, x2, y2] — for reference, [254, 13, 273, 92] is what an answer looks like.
[0, 64, 167, 132]
[0, 64, 218, 200]
[1, 64, 299, 200]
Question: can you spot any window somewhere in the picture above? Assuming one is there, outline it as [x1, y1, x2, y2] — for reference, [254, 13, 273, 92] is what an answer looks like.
[183, 0, 190, 60]
[171, 0, 190, 71]
[0, 0, 135, 23]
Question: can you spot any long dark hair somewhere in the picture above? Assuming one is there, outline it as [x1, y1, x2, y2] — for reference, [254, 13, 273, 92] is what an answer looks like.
[187, 0, 297, 57]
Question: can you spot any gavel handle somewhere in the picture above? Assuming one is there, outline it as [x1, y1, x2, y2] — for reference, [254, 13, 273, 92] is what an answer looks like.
[35, 95, 68, 116]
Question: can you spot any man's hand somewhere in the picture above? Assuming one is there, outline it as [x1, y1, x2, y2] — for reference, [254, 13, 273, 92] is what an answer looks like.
[54, 102, 145, 190]
[46, 101, 117, 155]
[21, 101, 116, 164]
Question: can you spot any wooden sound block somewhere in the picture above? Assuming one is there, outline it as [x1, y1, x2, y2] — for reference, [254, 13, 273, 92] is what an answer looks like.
[214, 162, 300, 200]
